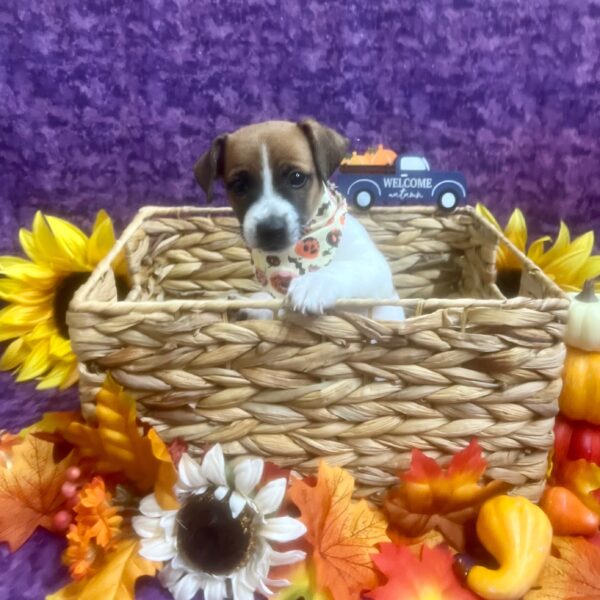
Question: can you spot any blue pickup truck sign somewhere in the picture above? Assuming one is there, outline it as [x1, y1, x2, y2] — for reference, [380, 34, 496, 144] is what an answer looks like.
[333, 146, 467, 211]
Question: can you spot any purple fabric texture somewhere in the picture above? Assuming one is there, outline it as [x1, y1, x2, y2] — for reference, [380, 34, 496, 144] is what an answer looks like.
[1, 1, 599, 598]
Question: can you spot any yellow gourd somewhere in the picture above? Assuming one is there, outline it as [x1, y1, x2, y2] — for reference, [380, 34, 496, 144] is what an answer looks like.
[565, 280, 600, 351]
[464, 495, 552, 600]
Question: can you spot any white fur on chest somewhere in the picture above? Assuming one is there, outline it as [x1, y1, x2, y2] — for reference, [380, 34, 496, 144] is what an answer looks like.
[245, 186, 404, 319]
[287, 212, 403, 317]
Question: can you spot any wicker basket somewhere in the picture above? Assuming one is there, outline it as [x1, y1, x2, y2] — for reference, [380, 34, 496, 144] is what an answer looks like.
[69, 205, 569, 502]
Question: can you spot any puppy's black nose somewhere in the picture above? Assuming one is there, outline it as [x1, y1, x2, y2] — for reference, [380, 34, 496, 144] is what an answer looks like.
[256, 217, 289, 250]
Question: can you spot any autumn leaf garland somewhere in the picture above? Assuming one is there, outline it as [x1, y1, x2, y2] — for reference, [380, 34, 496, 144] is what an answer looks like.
[3, 413, 600, 600]
[283, 454, 488, 600]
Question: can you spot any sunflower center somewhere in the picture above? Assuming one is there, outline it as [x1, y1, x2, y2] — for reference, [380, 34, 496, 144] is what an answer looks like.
[496, 268, 522, 298]
[176, 492, 254, 576]
[53, 273, 130, 339]
[53, 273, 91, 339]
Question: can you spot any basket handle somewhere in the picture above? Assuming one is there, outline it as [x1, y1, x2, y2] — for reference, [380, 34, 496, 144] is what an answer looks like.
[71, 207, 153, 305]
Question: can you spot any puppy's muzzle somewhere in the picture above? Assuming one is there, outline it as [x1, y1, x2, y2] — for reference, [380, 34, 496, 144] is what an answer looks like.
[255, 216, 290, 251]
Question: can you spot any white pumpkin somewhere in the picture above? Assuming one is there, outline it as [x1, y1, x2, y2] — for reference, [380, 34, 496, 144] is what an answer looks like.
[565, 280, 600, 351]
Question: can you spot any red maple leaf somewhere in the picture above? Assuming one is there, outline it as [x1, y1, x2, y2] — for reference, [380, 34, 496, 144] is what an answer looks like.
[367, 543, 478, 600]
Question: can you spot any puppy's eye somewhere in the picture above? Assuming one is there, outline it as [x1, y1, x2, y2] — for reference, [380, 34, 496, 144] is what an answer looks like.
[228, 177, 249, 196]
[288, 171, 308, 188]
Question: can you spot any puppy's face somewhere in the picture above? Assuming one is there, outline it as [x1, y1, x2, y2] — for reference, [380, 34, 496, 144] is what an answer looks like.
[194, 120, 348, 252]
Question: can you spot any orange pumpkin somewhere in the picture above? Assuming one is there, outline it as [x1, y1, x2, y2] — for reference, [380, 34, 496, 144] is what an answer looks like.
[340, 145, 397, 167]
[559, 347, 600, 424]
[370, 145, 397, 166]
[295, 237, 320, 259]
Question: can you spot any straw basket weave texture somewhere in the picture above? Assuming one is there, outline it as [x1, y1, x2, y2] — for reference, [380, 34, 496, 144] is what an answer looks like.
[69, 205, 569, 502]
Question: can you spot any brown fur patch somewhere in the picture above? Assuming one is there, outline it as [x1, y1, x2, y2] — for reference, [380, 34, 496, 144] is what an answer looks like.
[195, 120, 348, 229]
[223, 121, 323, 223]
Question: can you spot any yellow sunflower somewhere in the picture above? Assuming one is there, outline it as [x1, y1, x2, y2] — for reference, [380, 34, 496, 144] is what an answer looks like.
[0, 210, 127, 389]
[476, 203, 600, 296]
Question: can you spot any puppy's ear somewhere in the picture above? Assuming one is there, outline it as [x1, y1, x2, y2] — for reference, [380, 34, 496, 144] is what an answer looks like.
[193, 134, 227, 203]
[297, 118, 349, 182]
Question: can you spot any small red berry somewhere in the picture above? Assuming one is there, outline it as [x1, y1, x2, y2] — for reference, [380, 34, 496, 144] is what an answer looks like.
[61, 481, 78, 499]
[52, 510, 72, 532]
[66, 466, 81, 482]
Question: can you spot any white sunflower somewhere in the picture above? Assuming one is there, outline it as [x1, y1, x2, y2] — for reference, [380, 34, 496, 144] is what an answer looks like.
[133, 444, 306, 600]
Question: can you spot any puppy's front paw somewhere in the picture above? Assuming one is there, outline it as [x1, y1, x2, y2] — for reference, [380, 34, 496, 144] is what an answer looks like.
[287, 271, 339, 315]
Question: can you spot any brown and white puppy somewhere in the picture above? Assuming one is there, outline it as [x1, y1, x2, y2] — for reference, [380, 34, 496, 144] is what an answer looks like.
[194, 119, 403, 318]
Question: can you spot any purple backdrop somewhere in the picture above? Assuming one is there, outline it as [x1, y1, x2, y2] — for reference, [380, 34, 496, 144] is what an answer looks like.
[1, 1, 600, 598]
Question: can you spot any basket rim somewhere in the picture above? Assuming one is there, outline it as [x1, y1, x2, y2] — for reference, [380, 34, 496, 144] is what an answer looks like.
[70, 204, 569, 315]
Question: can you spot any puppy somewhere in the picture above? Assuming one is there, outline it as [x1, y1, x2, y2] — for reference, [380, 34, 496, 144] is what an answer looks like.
[194, 119, 404, 320]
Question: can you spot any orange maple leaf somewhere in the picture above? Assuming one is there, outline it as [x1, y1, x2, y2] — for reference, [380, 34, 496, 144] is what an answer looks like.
[288, 461, 389, 600]
[57, 376, 178, 509]
[367, 543, 478, 600]
[384, 440, 509, 547]
[0, 435, 72, 550]
[524, 537, 600, 599]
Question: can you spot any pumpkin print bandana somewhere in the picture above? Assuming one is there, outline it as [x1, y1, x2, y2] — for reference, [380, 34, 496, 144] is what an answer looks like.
[251, 185, 348, 296]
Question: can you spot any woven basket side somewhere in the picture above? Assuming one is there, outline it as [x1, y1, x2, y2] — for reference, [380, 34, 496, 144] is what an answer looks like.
[461, 215, 503, 299]
[129, 214, 259, 301]
[132, 207, 506, 303]
[71, 298, 567, 500]
[100, 203, 565, 305]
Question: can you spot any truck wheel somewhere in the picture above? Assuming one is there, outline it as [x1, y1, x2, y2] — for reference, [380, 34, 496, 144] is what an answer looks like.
[353, 189, 376, 210]
[437, 190, 459, 212]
